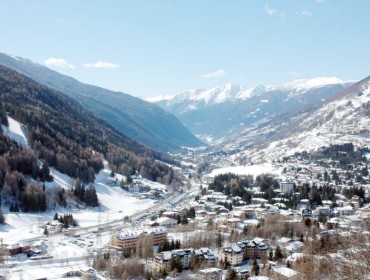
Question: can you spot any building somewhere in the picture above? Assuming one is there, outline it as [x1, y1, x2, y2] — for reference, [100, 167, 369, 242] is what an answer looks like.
[301, 208, 313, 217]
[147, 217, 177, 227]
[44, 221, 63, 234]
[220, 244, 243, 266]
[226, 218, 241, 229]
[198, 268, 222, 280]
[241, 239, 269, 259]
[153, 248, 217, 272]
[111, 227, 167, 249]
[280, 182, 294, 195]
[154, 249, 193, 272]
[195, 248, 218, 266]
[6, 243, 30, 256]
[299, 199, 310, 210]
[315, 206, 331, 217]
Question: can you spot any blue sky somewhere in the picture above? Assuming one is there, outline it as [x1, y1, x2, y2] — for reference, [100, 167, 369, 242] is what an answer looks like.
[1, 0, 369, 98]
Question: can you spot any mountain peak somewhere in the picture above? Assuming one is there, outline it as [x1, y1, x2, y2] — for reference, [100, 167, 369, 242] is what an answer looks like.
[270, 77, 354, 92]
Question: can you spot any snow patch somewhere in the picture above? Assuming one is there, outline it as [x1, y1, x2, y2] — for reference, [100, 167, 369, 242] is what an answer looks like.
[1, 116, 29, 148]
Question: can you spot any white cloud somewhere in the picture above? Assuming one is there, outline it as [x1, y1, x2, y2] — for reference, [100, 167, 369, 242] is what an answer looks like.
[297, 10, 313, 16]
[44, 58, 74, 69]
[200, 69, 226, 78]
[264, 3, 284, 17]
[316, 0, 324, 4]
[82, 60, 120, 69]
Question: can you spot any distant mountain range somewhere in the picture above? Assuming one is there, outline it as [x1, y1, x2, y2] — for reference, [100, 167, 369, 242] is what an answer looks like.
[152, 78, 355, 143]
[202, 75, 370, 164]
[0, 53, 203, 152]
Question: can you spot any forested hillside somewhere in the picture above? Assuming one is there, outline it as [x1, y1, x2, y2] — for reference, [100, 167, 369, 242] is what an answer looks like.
[0, 53, 203, 151]
[0, 65, 177, 185]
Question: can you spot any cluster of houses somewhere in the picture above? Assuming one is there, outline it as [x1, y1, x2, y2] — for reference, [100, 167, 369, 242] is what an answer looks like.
[76, 148, 370, 279]
[107, 172, 167, 200]
[151, 239, 269, 279]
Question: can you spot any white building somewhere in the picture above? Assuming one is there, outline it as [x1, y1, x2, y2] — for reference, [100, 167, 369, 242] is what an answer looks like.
[280, 182, 294, 195]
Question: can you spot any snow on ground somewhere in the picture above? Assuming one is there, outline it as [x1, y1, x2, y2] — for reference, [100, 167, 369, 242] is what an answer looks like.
[47, 168, 75, 190]
[1, 162, 158, 244]
[0, 212, 49, 243]
[207, 162, 283, 178]
[1, 116, 29, 148]
[139, 178, 168, 191]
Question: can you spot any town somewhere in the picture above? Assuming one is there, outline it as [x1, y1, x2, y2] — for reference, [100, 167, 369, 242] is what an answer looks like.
[1, 142, 369, 280]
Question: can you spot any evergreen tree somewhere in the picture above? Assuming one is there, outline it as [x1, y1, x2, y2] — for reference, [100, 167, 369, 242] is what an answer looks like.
[274, 246, 283, 261]
[187, 207, 196, 219]
[84, 186, 99, 207]
[74, 178, 84, 201]
[216, 232, 223, 248]
[175, 239, 181, 249]
[0, 208, 5, 224]
[181, 216, 188, 225]
[170, 239, 175, 250]
[41, 162, 51, 181]
[226, 268, 237, 280]
[252, 258, 260, 276]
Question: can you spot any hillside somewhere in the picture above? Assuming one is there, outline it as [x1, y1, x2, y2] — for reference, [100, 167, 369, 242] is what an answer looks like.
[0, 65, 177, 185]
[213, 76, 370, 164]
[0, 53, 203, 151]
[153, 79, 354, 143]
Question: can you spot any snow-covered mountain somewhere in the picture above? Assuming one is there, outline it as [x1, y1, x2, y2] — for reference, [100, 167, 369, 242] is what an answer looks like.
[212, 75, 370, 164]
[152, 78, 355, 143]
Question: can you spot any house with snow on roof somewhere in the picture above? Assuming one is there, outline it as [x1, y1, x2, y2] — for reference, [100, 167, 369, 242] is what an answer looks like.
[111, 227, 168, 249]
[198, 267, 222, 280]
[220, 244, 243, 266]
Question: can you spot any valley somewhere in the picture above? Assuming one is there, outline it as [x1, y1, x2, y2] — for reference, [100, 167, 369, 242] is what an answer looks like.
[0, 37, 370, 280]
[1, 65, 370, 279]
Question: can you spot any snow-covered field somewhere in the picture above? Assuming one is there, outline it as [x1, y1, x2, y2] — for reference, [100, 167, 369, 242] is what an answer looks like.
[0, 115, 167, 247]
[207, 162, 283, 178]
[1, 164, 160, 245]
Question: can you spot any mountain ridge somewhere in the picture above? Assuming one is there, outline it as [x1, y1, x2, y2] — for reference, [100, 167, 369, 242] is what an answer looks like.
[0, 53, 203, 152]
[153, 78, 355, 142]
[209, 75, 370, 164]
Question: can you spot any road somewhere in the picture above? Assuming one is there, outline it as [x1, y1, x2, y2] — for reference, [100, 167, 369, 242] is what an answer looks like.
[18, 190, 188, 244]
[0, 186, 198, 273]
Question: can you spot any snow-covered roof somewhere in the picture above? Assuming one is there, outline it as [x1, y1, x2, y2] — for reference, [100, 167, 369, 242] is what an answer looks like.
[232, 244, 242, 253]
[117, 227, 168, 240]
